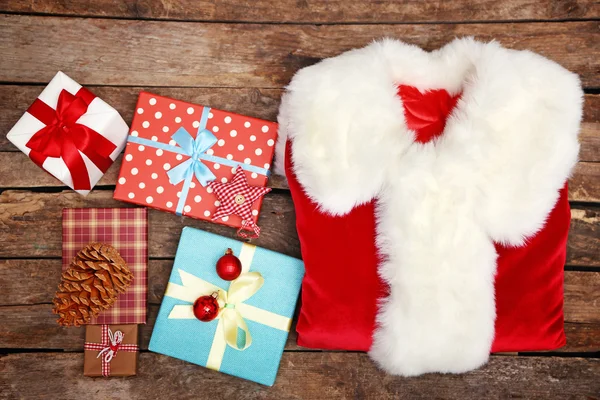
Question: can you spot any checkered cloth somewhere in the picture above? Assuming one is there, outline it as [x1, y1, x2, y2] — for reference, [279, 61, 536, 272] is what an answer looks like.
[84, 325, 139, 377]
[62, 208, 148, 324]
[209, 166, 271, 238]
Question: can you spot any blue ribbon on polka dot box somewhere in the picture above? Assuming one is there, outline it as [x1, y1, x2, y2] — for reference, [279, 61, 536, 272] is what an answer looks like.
[114, 92, 278, 227]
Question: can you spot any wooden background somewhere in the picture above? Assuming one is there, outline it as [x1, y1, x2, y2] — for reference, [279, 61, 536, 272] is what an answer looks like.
[0, 1, 598, 399]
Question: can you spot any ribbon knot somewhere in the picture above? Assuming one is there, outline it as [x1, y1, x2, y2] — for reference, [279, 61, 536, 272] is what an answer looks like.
[215, 272, 264, 351]
[84, 325, 139, 377]
[166, 126, 218, 188]
[97, 328, 124, 363]
[25, 89, 117, 191]
[109, 342, 120, 352]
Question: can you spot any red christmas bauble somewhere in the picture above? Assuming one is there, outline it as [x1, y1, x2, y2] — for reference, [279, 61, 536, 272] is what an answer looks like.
[193, 293, 220, 322]
[216, 248, 242, 281]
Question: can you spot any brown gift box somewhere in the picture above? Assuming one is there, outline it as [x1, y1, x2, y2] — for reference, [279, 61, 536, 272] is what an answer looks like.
[84, 324, 139, 377]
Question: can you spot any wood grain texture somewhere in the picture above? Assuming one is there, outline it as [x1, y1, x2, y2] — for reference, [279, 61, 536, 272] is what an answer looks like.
[569, 162, 600, 202]
[0, 151, 594, 200]
[0, 6, 598, 398]
[1, 353, 599, 399]
[560, 323, 600, 352]
[0, 16, 598, 87]
[0, 262, 597, 352]
[0, 304, 597, 353]
[0, 85, 282, 152]
[0, 259, 193, 305]
[1, 0, 598, 23]
[0, 87, 596, 193]
[0, 152, 289, 190]
[567, 207, 600, 267]
[0, 190, 598, 265]
[1, 89, 597, 155]
[0, 190, 299, 258]
[0, 303, 302, 351]
[580, 123, 600, 162]
[563, 271, 600, 323]
[2, 258, 597, 321]
[581, 94, 600, 162]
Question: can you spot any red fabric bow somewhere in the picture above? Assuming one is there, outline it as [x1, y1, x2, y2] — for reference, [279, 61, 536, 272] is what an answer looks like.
[238, 219, 261, 239]
[25, 88, 117, 190]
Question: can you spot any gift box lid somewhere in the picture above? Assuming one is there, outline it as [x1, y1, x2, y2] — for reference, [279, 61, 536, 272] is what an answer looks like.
[149, 227, 304, 386]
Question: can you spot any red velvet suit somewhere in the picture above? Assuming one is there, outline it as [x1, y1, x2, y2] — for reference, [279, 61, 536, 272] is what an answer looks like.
[287, 85, 568, 352]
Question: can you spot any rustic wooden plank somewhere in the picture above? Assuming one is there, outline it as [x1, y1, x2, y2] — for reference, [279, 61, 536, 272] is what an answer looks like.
[561, 323, 600, 353]
[1, 256, 598, 352]
[0, 151, 595, 200]
[0, 16, 598, 88]
[568, 162, 600, 202]
[3, 258, 597, 322]
[2, 0, 598, 23]
[0, 190, 597, 265]
[567, 207, 600, 267]
[0, 259, 184, 306]
[1, 257, 598, 351]
[563, 271, 600, 323]
[0, 190, 299, 259]
[0, 303, 303, 351]
[1, 88, 598, 156]
[580, 123, 600, 163]
[0, 303, 597, 353]
[0, 152, 289, 190]
[0, 88, 596, 192]
[581, 94, 600, 162]
[584, 92, 600, 121]
[1, 352, 598, 399]
[0, 85, 282, 152]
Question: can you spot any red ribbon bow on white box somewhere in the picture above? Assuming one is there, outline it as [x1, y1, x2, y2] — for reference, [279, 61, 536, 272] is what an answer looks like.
[25, 88, 117, 190]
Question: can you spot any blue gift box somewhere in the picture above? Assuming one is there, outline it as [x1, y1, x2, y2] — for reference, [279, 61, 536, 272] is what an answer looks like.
[149, 227, 304, 386]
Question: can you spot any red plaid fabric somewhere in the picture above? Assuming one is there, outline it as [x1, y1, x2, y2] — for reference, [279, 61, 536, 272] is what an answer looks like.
[208, 166, 271, 238]
[62, 208, 148, 324]
[84, 325, 139, 377]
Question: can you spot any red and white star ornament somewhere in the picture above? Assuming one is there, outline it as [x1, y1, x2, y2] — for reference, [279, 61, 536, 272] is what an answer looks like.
[208, 166, 271, 238]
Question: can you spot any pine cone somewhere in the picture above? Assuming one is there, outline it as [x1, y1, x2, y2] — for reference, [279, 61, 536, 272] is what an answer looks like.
[52, 243, 133, 326]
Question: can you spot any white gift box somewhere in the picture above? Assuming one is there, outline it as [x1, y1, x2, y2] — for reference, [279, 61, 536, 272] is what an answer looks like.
[6, 71, 129, 195]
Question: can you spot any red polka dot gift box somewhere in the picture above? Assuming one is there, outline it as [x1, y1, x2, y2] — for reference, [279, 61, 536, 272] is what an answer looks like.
[114, 92, 277, 234]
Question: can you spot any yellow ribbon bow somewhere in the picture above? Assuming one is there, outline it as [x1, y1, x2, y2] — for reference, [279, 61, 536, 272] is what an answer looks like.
[219, 271, 264, 350]
[164, 243, 292, 370]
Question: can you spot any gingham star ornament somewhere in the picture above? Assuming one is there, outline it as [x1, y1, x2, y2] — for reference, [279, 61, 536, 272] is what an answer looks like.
[208, 166, 271, 238]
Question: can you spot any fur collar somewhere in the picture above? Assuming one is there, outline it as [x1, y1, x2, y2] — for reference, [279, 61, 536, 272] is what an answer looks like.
[276, 38, 582, 375]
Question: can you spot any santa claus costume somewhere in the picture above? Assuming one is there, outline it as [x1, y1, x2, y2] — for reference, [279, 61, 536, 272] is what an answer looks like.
[275, 38, 582, 376]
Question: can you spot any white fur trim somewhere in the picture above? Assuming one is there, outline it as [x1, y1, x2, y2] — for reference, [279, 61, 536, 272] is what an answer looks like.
[276, 38, 582, 375]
